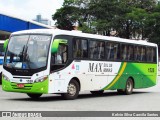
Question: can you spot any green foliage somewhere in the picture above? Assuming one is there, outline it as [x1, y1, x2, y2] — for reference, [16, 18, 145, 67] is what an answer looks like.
[52, 0, 160, 45]
[145, 3, 160, 45]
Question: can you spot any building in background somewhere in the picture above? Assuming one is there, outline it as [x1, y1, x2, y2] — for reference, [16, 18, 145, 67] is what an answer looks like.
[0, 12, 53, 41]
[33, 14, 51, 26]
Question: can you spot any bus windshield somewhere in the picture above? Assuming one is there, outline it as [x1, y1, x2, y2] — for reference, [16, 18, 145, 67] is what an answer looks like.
[4, 35, 51, 69]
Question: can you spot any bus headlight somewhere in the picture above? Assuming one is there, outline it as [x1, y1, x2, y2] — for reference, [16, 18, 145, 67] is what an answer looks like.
[34, 76, 48, 83]
[2, 74, 10, 81]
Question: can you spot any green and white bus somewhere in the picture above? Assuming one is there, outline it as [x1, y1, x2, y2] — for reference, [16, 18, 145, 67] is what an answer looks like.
[2, 29, 158, 100]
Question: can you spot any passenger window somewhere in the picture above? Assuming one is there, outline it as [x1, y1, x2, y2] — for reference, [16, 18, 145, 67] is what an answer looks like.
[73, 38, 88, 58]
[81, 40, 88, 58]
[89, 40, 104, 59]
[134, 46, 141, 61]
[106, 42, 120, 60]
[121, 44, 128, 60]
[147, 47, 156, 62]
[140, 46, 146, 61]
[97, 41, 105, 59]
[128, 45, 134, 61]
[120, 44, 134, 61]
[153, 48, 157, 62]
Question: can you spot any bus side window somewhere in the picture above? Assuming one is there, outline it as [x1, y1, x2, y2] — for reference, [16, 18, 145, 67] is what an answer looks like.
[147, 47, 157, 63]
[140, 46, 146, 62]
[73, 38, 88, 58]
[97, 41, 104, 59]
[121, 44, 128, 61]
[153, 48, 157, 62]
[81, 39, 88, 58]
[146, 47, 153, 62]
[106, 42, 113, 60]
[89, 41, 97, 59]
[127, 45, 134, 61]
[89, 40, 104, 59]
[134, 46, 140, 61]
[106, 42, 119, 60]
[73, 39, 81, 58]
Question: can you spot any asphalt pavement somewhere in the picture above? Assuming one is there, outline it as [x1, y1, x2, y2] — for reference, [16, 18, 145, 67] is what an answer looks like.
[0, 77, 160, 111]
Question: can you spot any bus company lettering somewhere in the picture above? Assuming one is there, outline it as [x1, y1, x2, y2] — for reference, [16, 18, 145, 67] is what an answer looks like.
[88, 63, 112, 72]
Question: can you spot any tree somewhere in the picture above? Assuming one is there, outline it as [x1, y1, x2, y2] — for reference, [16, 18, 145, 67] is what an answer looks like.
[112, 0, 157, 39]
[52, 6, 80, 30]
[145, 3, 160, 45]
[53, 0, 158, 41]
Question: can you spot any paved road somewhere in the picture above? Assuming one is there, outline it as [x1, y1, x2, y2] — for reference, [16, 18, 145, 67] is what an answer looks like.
[0, 78, 160, 112]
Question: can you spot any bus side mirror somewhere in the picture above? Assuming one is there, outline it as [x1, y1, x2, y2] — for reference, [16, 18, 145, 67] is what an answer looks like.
[51, 39, 67, 54]
[3, 39, 9, 52]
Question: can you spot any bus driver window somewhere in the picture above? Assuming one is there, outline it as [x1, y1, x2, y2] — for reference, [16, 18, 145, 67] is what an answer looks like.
[51, 44, 68, 71]
[57, 45, 67, 64]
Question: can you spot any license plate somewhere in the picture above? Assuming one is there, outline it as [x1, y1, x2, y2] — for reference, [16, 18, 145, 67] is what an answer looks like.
[17, 84, 24, 88]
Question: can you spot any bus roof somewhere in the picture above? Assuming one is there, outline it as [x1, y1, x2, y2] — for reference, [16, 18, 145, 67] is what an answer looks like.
[11, 29, 157, 47]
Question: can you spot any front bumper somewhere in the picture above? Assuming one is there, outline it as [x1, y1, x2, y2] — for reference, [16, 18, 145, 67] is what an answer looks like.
[2, 78, 49, 94]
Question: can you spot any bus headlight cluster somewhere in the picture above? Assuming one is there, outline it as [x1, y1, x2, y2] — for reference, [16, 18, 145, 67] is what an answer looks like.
[34, 76, 48, 83]
[3, 74, 10, 81]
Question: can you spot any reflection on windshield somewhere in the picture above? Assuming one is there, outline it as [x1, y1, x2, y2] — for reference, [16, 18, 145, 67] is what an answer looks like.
[4, 35, 51, 69]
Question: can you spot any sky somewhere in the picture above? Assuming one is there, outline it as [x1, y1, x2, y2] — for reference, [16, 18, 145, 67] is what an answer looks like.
[0, 0, 64, 26]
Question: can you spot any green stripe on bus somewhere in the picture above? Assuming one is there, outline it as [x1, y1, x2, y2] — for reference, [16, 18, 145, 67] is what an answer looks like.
[103, 62, 127, 90]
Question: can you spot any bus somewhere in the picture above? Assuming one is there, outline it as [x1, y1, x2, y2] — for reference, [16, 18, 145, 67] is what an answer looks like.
[2, 29, 158, 100]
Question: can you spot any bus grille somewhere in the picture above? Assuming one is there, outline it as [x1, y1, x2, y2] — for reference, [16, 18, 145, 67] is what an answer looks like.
[11, 83, 33, 90]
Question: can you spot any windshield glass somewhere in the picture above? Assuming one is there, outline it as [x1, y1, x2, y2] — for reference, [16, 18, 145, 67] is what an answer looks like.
[4, 35, 51, 69]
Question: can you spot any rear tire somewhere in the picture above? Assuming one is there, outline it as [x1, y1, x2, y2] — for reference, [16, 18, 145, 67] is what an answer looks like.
[117, 78, 133, 95]
[90, 90, 104, 95]
[61, 80, 80, 100]
[124, 78, 133, 95]
[27, 93, 42, 99]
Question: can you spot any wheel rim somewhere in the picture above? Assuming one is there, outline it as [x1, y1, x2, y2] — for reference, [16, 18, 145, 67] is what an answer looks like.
[127, 81, 132, 92]
[67, 83, 77, 96]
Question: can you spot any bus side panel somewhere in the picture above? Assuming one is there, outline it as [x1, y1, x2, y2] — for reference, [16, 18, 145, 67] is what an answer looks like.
[131, 63, 157, 88]
[103, 62, 157, 90]
[49, 61, 157, 93]
[49, 61, 122, 93]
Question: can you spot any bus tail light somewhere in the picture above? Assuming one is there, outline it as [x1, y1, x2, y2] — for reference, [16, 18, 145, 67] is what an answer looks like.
[34, 76, 48, 83]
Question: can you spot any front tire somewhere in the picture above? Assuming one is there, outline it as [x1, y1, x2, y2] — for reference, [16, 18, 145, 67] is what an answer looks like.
[61, 80, 80, 100]
[27, 93, 42, 99]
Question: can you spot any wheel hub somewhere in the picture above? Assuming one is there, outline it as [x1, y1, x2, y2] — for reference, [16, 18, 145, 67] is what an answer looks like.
[68, 83, 76, 96]
[127, 81, 132, 92]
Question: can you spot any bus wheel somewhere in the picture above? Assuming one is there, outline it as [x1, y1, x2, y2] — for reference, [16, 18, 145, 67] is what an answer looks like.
[27, 93, 42, 99]
[90, 90, 104, 95]
[124, 78, 133, 95]
[61, 80, 80, 100]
